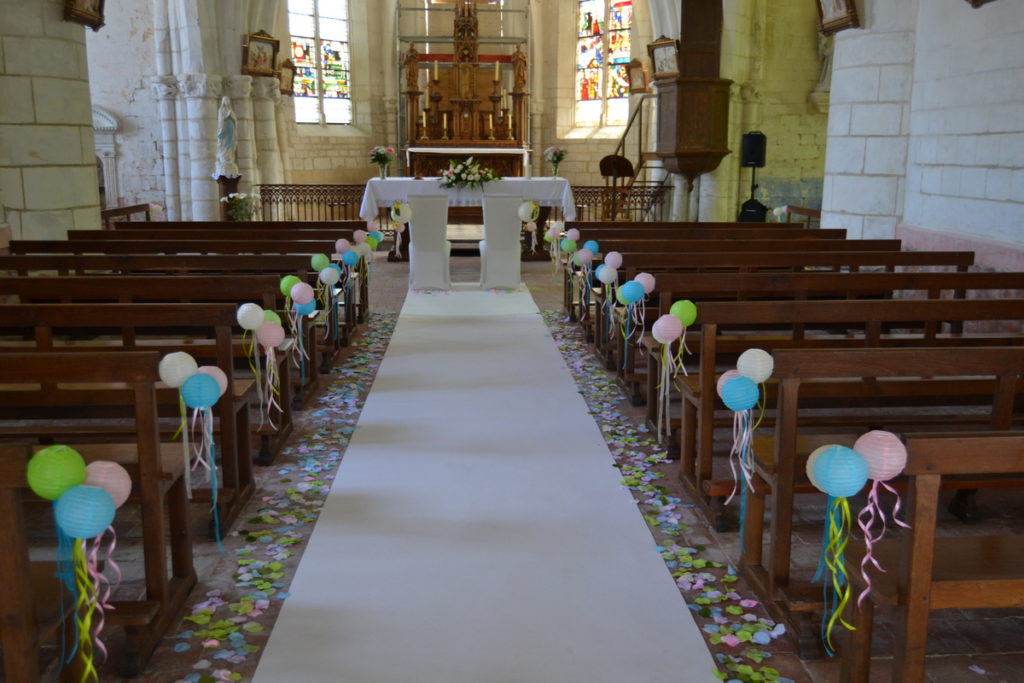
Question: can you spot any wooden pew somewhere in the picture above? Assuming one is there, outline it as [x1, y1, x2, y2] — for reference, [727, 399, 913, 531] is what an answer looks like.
[569, 227, 848, 241]
[0, 253, 361, 348]
[564, 220, 783, 231]
[842, 432, 1024, 683]
[740, 346, 1024, 656]
[71, 228, 358, 242]
[117, 220, 366, 231]
[0, 351, 196, 677]
[0, 303, 258, 529]
[0, 274, 322, 406]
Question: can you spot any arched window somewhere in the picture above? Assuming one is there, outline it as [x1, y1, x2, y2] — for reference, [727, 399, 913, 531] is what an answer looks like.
[575, 0, 633, 127]
[287, 0, 352, 124]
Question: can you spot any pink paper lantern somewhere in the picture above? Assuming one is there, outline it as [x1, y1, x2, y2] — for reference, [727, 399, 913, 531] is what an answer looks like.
[196, 365, 228, 397]
[335, 238, 351, 254]
[574, 248, 594, 266]
[853, 430, 907, 482]
[85, 460, 132, 509]
[566, 228, 581, 241]
[290, 282, 315, 305]
[716, 369, 742, 398]
[652, 314, 683, 344]
[635, 272, 656, 294]
[353, 229, 368, 244]
[604, 251, 623, 269]
[256, 321, 285, 348]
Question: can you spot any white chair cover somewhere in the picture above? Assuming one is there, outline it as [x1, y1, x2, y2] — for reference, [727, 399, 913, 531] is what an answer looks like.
[480, 195, 523, 291]
[407, 194, 451, 291]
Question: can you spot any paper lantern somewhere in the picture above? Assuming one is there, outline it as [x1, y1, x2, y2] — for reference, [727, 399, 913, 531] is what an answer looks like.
[597, 265, 618, 285]
[355, 242, 372, 258]
[812, 446, 869, 498]
[652, 314, 683, 343]
[310, 253, 330, 271]
[27, 445, 86, 501]
[290, 282, 315, 305]
[737, 348, 773, 384]
[560, 238, 577, 252]
[565, 228, 581, 241]
[721, 376, 759, 412]
[365, 236, 379, 250]
[619, 280, 645, 304]
[583, 240, 600, 254]
[669, 300, 697, 327]
[573, 248, 594, 266]
[158, 352, 197, 388]
[181, 373, 221, 409]
[635, 272, 656, 294]
[257, 321, 285, 348]
[55, 485, 115, 539]
[853, 430, 907, 482]
[85, 461, 132, 509]
[279, 275, 302, 298]
[319, 267, 341, 286]
[263, 309, 281, 324]
[196, 365, 228, 397]
[604, 251, 623, 269]
[353, 229, 368, 243]
[545, 226, 559, 242]
[369, 230, 384, 242]
[342, 250, 360, 266]
[236, 303, 264, 331]
[716, 369, 742, 398]
[805, 444, 840, 489]
[390, 202, 412, 224]
[335, 238, 351, 254]
[294, 299, 317, 315]
[517, 200, 540, 222]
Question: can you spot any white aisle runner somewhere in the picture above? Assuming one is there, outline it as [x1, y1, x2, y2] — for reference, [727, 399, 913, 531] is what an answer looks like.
[253, 291, 715, 682]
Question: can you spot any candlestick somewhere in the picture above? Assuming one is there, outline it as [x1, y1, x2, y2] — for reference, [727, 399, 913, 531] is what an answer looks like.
[434, 60, 439, 80]
[507, 108, 513, 140]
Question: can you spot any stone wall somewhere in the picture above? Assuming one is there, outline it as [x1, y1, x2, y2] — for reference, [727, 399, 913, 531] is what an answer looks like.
[0, 0, 101, 238]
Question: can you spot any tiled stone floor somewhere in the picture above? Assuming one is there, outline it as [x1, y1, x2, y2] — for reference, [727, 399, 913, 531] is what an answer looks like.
[23, 251, 1024, 683]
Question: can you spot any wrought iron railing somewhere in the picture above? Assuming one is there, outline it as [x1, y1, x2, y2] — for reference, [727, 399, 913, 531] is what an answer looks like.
[255, 184, 366, 222]
[571, 185, 671, 222]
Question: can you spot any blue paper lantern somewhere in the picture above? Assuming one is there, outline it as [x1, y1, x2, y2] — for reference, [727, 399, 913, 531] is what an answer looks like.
[294, 299, 317, 315]
[181, 373, 221, 409]
[721, 376, 759, 412]
[583, 240, 600, 254]
[619, 280, 645, 304]
[342, 250, 360, 266]
[56, 485, 115, 539]
[812, 446, 869, 498]
[369, 230, 384, 242]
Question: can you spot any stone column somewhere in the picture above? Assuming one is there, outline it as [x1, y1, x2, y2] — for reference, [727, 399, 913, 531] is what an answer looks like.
[150, 75, 181, 220]
[178, 73, 223, 221]
[226, 75, 256, 191]
[0, 0, 101, 238]
[252, 76, 284, 185]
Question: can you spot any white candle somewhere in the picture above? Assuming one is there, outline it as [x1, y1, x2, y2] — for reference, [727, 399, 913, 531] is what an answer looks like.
[422, 111, 427, 128]
[508, 108, 513, 136]
[434, 60, 439, 80]
[443, 112, 448, 130]
[488, 113, 493, 133]
[493, 59, 500, 80]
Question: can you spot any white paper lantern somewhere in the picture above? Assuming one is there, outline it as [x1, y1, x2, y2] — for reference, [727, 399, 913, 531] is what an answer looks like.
[596, 265, 618, 284]
[236, 303, 264, 331]
[158, 352, 198, 388]
[737, 348, 773, 384]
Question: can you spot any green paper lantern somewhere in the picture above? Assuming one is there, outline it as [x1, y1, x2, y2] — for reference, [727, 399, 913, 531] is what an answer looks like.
[279, 275, 302, 297]
[310, 253, 330, 271]
[27, 445, 86, 501]
[365, 236, 379, 250]
[670, 299, 698, 327]
[263, 310, 282, 324]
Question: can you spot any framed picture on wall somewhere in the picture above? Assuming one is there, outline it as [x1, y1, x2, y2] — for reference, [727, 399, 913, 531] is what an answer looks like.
[243, 31, 280, 77]
[627, 59, 649, 94]
[64, 0, 105, 31]
[816, 0, 860, 36]
[647, 37, 680, 80]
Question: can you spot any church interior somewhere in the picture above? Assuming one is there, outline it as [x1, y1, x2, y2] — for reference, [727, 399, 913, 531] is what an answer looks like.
[2, 0, 1024, 682]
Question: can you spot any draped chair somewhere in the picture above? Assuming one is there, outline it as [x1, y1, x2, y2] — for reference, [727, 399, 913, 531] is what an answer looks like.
[480, 195, 523, 291]
[407, 194, 451, 291]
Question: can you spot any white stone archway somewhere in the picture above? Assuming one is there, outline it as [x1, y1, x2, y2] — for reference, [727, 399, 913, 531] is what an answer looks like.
[92, 106, 120, 208]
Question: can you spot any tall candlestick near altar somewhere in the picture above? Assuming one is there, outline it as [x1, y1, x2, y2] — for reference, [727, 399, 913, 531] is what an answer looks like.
[494, 59, 499, 80]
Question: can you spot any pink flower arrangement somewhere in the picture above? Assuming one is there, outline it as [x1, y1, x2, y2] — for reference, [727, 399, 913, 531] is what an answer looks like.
[369, 146, 396, 166]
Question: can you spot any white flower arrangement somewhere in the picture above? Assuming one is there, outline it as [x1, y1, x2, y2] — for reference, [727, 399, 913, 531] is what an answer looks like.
[219, 192, 257, 221]
[439, 157, 500, 189]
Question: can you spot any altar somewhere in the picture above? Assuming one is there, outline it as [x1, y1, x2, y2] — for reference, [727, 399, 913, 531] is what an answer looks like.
[359, 177, 576, 222]
[406, 146, 530, 179]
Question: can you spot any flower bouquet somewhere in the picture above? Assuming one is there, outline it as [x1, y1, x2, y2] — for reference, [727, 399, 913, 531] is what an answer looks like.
[370, 145, 396, 178]
[544, 146, 567, 176]
[439, 157, 500, 189]
[220, 192, 257, 221]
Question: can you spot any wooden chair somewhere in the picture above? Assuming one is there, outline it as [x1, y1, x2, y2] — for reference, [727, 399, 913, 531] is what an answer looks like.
[599, 155, 633, 221]
[842, 432, 1024, 683]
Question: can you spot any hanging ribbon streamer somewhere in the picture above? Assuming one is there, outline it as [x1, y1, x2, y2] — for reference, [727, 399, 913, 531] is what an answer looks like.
[159, 353, 198, 498]
[822, 496, 854, 655]
[182, 373, 227, 553]
[71, 539, 100, 682]
[86, 527, 120, 663]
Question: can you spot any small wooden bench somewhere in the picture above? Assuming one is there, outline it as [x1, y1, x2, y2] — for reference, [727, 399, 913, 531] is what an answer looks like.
[842, 432, 1024, 683]
[0, 351, 196, 677]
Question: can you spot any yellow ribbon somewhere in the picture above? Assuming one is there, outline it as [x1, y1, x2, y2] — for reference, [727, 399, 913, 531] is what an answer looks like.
[824, 497, 855, 651]
[73, 540, 99, 683]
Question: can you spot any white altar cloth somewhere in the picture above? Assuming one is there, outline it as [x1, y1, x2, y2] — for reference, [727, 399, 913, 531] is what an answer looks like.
[359, 177, 576, 222]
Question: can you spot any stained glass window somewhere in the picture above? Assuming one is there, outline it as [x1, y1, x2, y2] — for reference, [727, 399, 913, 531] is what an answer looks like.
[575, 0, 632, 127]
[288, 0, 351, 125]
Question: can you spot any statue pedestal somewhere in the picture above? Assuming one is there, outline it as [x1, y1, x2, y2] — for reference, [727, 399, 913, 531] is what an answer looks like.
[216, 175, 241, 221]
